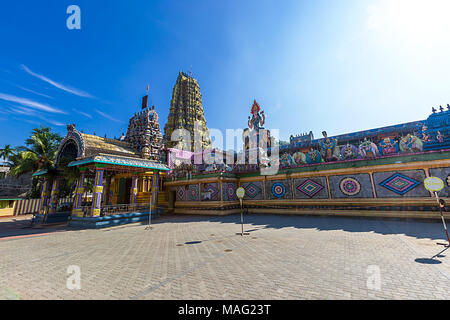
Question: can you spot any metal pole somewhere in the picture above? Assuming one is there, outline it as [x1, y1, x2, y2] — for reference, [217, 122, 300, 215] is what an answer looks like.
[435, 192, 450, 246]
[240, 198, 243, 236]
[145, 176, 153, 230]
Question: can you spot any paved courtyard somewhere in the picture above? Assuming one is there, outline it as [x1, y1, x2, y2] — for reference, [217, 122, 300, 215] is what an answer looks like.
[0, 213, 450, 299]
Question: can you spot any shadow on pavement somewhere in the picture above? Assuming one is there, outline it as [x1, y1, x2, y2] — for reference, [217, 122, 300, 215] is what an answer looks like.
[0, 215, 71, 240]
[142, 213, 450, 242]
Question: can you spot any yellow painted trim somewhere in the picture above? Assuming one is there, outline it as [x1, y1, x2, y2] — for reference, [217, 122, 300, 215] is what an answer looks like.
[246, 208, 450, 220]
[175, 200, 240, 208]
[242, 198, 446, 206]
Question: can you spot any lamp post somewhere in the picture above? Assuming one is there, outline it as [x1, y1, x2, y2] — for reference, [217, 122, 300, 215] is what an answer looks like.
[424, 177, 448, 247]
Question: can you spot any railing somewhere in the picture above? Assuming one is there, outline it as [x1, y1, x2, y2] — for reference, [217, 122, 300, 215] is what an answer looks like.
[100, 203, 153, 216]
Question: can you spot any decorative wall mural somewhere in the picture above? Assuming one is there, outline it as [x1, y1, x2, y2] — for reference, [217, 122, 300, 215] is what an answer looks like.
[271, 182, 286, 198]
[176, 187, 186, 201]
[379, 173, 420, 195]
[297, 179, 324, 198]
[339, 177, 361, 196]
[224, 183, 237, 201]
[447, 175, 450, 187]
[243, 182, 262, 199]
[202, 183, 219, 201]
[187, 184, 199, 201]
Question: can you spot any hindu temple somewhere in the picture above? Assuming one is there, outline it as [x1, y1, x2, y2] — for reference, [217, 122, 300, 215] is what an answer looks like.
[30, 71, 450, 228]
[163, 71, 212, 151]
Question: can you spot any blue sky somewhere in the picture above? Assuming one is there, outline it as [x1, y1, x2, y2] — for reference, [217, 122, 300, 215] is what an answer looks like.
[1, 0, 450, 150]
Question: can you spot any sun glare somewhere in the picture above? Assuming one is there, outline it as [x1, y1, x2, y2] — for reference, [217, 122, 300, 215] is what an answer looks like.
[368, 0, 450, 46]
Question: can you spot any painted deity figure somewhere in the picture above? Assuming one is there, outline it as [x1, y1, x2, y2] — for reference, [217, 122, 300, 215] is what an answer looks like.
[400, 134, 423, 153]
[248, 100, 265, 132]
[306, 148, 322, 164]
[320, 131, 339, 162]
[437, 131, 444, 143]
[378, 137, 398, 156]
[358, 138, 379, 158]
[420, 124, 431, 142]
[340, 143, 358, 160]
[292, 151, 306, 165]
[280, 152, 293, 168]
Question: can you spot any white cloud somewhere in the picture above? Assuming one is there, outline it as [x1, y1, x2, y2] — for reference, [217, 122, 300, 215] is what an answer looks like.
[72, 108, 92, 119]
[21, 64, 94, 98]
[16, 85, 54, 100]
[95, 109, 123, 123]
[9, 106, 36, 116]
[0, 93, 65, 114]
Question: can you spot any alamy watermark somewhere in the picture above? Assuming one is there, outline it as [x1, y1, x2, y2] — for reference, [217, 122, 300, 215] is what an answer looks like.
[66, 5, 81, 30]
[66, 265, 81, 290]
[169, 121, 280, 176]
[366, 265, 381, 291]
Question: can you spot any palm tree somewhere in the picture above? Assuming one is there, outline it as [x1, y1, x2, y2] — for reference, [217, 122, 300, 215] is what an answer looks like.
[9, 126, 62, 176]
[0, 144, 16, 164]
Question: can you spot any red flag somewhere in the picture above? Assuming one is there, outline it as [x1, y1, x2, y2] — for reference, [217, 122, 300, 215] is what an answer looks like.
[147, 84, 149, 92]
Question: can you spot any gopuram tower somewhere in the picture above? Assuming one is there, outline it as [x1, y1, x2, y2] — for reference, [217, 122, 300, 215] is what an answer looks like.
[163, 71, 211, 151]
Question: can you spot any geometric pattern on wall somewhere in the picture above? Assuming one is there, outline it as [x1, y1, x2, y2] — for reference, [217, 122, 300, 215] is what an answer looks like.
[297, 179, 324, 198]
[203, 183, 219, 201]
[265, 179, 292, 200]
[243, 182, 262, 199]
[271, 182, 286, 198]
[176, 186, 186, 201]
[447, 175, 450, 187]
[379, 173, 420, 196]
[187, 184, 199, 201]
[224, 183, 237, 201]
[339, 177, 361, 196]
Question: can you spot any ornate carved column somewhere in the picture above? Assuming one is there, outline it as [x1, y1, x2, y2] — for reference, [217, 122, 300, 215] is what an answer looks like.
[48, 176, 61, 214]
[150, 172, 160, 213]
[90, 166, 104, 217]
[72, 168, 86, 217]
[39, 177, 52, 214]
[104, 175, 112, 205]
[130, 175, 139, 206]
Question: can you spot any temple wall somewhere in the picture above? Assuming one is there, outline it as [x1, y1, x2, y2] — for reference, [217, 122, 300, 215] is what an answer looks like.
[164, 155, 450, 219]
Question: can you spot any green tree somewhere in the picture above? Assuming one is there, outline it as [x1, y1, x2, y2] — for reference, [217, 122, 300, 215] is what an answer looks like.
[9, 126, 62, 176]
[0, 144, 16, 164]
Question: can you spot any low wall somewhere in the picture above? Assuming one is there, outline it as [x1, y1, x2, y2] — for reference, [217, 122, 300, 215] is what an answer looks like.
[164, 152, 450, 219]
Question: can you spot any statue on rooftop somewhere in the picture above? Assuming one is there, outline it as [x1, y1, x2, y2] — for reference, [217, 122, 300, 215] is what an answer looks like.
[248, 100, 265, 132]
[319, 131, 339, 162]
[378, 137, 399, 156]
[399, 134, 423, 153]
[358, 138, 379, 158]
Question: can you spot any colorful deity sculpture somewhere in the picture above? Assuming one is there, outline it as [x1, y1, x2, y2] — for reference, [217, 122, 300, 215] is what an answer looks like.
[319, 131, 339, 162]
[248, 100, 265, 132]
[378, 137, 399, 156]
[280, 152, 293, 168]
[358, 138, 379, 158]
[258, 147, 271, 168]
[437, 131, 444, 143]
[292, 151, 306, 165]
[399, 134, 423, 153]
[420, 124, 430, 142]
[306, 148, 322, 164]
[340, 143, 358, 160]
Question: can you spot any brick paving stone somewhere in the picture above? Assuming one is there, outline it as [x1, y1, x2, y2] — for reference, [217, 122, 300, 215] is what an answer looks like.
[0, 214, 449, 299]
